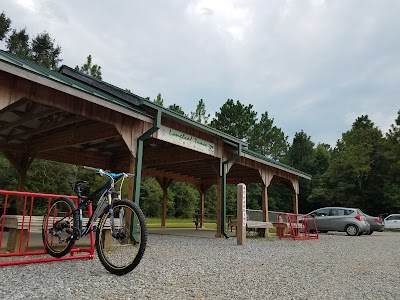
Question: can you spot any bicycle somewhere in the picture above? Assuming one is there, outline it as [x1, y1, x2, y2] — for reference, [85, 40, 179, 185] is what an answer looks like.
[42, 166, 147, 275]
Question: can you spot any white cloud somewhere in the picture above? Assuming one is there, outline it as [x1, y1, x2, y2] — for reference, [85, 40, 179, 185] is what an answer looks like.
[16, 0, 35, 11]
[1, 0, 399, 147]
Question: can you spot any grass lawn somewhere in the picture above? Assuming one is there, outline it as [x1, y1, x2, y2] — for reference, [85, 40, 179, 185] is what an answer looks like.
[145, 218, 277, 233]
[146, 217, 217, 229]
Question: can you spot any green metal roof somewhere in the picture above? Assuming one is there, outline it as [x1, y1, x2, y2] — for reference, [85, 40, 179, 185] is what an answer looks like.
[0, 50, 310, 179]
[0, 50, 147, 116]
[242, 148, 312, 179]
[143, 100, 248, 147]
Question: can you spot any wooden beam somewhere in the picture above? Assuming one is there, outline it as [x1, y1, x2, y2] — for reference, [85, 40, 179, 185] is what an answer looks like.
[0, 107, 61, 132]
[0, 142, 25, 152]
[0, 98, 30, 114]
[0, 121, 38, 137]
[81, 137, 121, 150]
[38, 147, 113, 170]
[143, 147, 212, 166]
[9, 115, 87, 141]
[29, 123, 120, 154]
[201, 176, 262, 186]
[3, 151, 34, 174]
[142, 168, 201, 185]
[155, 177, 173, 228]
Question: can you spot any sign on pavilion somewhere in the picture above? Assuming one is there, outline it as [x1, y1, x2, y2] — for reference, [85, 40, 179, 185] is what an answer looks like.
[158, 125, 215, 155]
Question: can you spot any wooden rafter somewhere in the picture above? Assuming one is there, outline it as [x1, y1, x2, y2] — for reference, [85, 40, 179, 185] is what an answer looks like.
[0, 107, 61, 132]
[0, 98, 30, 114]
[9, 115, 87, 141]
[28, 122, 120, 154]
[38, 147, 113, 170]
[143, 146, 213, 166]
[142, 168, 202, 185]
[0, 142, 25, 152]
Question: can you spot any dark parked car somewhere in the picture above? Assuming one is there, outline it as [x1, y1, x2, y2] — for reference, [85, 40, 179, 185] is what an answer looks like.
[306, 207, 370, 236]
[358, 210, 384, 234]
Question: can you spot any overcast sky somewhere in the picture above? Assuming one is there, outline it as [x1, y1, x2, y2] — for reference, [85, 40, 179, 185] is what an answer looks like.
[2, 0, 400, 147]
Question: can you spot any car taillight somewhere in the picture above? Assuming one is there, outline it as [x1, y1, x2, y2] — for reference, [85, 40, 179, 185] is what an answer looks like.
[374, 217, 381, 223]
[355, 214, 362, 221]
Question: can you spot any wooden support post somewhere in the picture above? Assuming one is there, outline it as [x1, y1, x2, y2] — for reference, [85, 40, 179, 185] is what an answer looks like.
[293, 192, 299, 214]
[215, 177, 222, 237]
[237, 183, 246, 245]
[155, 177, 173, 228]
[161, 184, 168, 228]
[3, 152, 33, 214]
[199, 190, 205, 228]
[262, 183, 269, 237]
[194, 183, 212, 229]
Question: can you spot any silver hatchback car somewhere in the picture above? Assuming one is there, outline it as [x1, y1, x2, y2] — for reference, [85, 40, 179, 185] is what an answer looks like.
[306, 207, 370, 236]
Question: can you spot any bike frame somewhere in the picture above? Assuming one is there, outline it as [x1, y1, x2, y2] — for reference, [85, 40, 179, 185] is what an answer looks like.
[52, 169, 129, 241]
[77, 177, 116, 237]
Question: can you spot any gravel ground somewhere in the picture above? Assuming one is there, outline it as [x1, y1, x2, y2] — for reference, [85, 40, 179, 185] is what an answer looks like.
[1, 231, 400, 300]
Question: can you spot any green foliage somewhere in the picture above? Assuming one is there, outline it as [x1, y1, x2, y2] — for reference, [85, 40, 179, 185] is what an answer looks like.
[190, 99, 210, 124]
[153, 93, 164, 106]
[30, 32, 62, 70]
[383, 110, 400, 213]
[284, 130, 315, 173]
[139, 177, 164, 217]
[248, 112, 289, 161]
[0, 154, 18, 192]
[169, 182, 198, 218]
[268, 181, 294, 212]
[210, 99, 257, 142]
[0, 8, 399, 220]
[0, 12, 62, 70]
[309, 115, 387, 214]
[0, 11, 11, 41]
[75, 54, 102, 80]
[6, 28, 30, 59]
[204, 186, 217, 216]
[168, 104, 186, 116]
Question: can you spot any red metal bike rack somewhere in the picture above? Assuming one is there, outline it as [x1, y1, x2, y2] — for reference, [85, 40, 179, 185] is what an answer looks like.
[276, 213, 318, 240]
[0, 190, 95, 267]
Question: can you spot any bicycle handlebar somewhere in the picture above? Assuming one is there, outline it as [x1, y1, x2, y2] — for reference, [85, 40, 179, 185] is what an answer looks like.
[83, 166, 98, 171]
[83, 166, 134, 179]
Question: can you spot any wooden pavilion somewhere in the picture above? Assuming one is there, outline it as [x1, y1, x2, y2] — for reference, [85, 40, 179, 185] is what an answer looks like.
[0, 50, 311, 237]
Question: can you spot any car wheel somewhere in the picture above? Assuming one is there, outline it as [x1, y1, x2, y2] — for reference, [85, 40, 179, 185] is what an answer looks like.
[345, 224, 359, 236]
[367, 230, 373, 235]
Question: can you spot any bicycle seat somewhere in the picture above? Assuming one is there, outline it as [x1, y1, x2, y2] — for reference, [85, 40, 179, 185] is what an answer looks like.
[69, 180, 88, 186]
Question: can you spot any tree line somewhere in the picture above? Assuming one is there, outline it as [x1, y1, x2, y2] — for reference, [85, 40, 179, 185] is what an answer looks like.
[1, 11, 399, 218]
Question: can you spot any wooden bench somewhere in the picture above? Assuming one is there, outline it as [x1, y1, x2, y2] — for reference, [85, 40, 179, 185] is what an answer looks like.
[193, 214, 203, 230]
[226, 210, 273, 237]
[246, 210, 273, 237]
[227, 215, 237, 232]
[0, 215, 114, 252]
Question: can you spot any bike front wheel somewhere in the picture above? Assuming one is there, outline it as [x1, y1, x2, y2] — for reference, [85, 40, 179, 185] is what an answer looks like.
[96, 200, 147, 275]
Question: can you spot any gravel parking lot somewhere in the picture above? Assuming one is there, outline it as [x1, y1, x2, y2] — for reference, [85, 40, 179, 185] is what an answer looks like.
[1, 231, 399, 300]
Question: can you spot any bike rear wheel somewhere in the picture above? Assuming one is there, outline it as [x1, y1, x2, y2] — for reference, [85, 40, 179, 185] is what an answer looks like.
[96, 200, 147, 275]
[42, 197, 78, 258]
